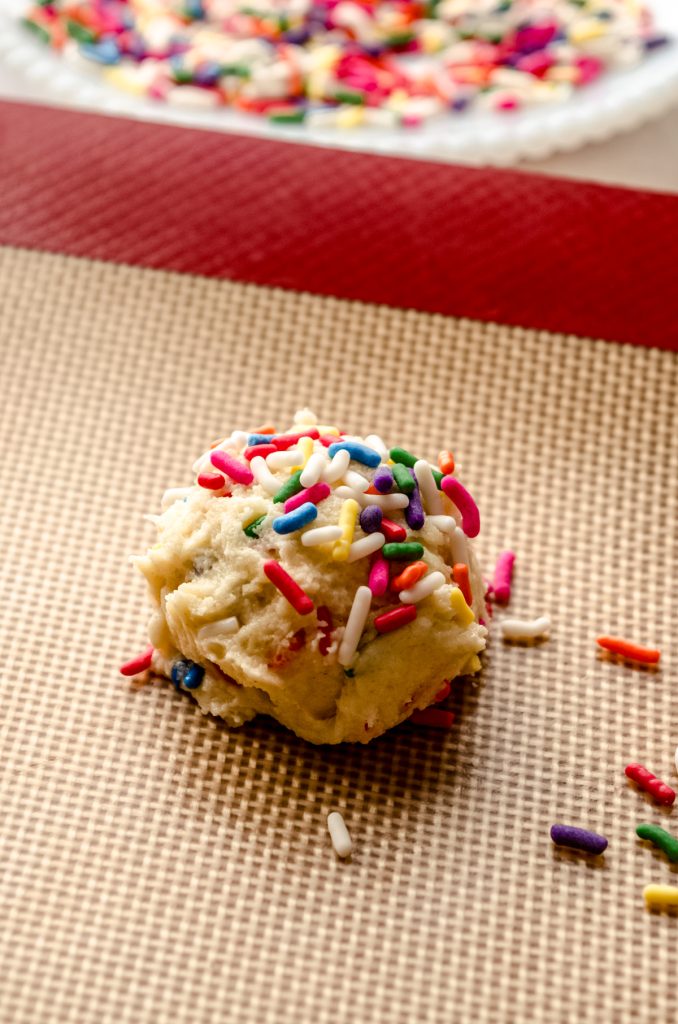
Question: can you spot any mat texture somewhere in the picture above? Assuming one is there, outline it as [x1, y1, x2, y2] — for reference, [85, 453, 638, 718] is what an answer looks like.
[0, 245, 676, 1024]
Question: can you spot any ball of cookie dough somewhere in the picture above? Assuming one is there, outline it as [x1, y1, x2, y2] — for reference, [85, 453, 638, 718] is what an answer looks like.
[134, 411, 487, 744]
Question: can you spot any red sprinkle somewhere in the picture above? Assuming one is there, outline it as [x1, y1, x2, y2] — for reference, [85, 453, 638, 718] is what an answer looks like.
[243, 444, 277, 461]
[197, 471, 227, 490]
[453, 563, 472, 606]
[263, 560, 314, 616]
[410, 708, 455, 729]
[120, 644, 154, 677]
[318, 435, 340, 447]
[284, 481, 331, 513]
[434, 680, 451, 703]
[597, 636, 660, 665]
[380, 518, 407, 543]
[210, 449, 254, 485]
[625, 763, 675, 806]
[272, 429, 320, 450]
[374, 604, 417, 634]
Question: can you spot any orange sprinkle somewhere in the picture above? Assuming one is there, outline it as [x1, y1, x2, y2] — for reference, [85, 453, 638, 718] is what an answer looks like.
[452, 563, 472, 606]
[250, 423, 276, 435]
[391, 560, 428, 592]
[365, 485, 379, 495]
[596, 636, 660, 665]
[438, 450, 455, 475]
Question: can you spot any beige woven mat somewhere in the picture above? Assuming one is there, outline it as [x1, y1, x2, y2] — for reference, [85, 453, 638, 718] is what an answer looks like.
[1, 245, 677, 1024]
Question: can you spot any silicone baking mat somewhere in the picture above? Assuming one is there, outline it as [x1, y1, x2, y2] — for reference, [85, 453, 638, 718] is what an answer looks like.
[1, 242, 677, 1024]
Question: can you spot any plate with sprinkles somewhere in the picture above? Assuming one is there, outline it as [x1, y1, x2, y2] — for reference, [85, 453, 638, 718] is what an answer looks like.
[1, 0, 677, 162]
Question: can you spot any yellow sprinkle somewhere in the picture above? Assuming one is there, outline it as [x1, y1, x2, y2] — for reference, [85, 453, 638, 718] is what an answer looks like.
[104, 67, 147, 96]
[643, 884, 678, 910]
[336, 107, 365, 129]
[467, 654, 482, 673]
[332, 499, 359, 561]
[568, 19, 607, 44]
[316, 425, 340, 436]
[450, 585, 474, 626]
[293, 436, 314, 471]
[545, 66, 579, 84]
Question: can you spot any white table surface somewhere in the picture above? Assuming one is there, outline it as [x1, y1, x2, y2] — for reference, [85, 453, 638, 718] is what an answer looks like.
[1, 46, 677, 195]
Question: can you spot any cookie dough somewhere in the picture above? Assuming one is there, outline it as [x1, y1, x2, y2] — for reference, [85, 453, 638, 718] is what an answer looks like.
[133, 411, 487, 744]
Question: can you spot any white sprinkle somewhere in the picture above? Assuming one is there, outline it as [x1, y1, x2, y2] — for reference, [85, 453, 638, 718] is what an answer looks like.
[250, 455, 279, 495]
[323, 448, 351, 483]
[500, 616, 551, 641]
[365, 434, 388, 459]
[338, 585, 372, 667]
[166, 84, 220, 108]
[300, 451, 327, 488]
[198, 616, 239, 642]
[427, 514, 456, 534]
[344, 469, 370, 492]
[301, 525, 343, 546]
[327, 811, 352, 859]
[347, 533, 385, 563]
[335, 487, 410, 510]
[414, 459, 443, 515]
[267, 448, 301, 470]
[191, 450, 212, 475]
[450, 525, 469, 566]
[294, 408, 318, 425]
[399, 571, 446, 604]
[161, 487, 192, 510]
[226, 431, 249, 453]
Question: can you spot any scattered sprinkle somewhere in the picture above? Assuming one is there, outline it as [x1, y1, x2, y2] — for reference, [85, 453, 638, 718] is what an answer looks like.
[625, 763, 676, 806]
[391, 560, 428, 593]
[392, 463, 415, 495]
[284, 481, 331, 513]
[492, 550, 516, 604]
[301, 524, 343, 547]
[359, 505, 383, 534]
[333, 498, 360, 561]
[382, 542, 424, 561]
[327, 811, 352, 859]
[404, 471, 425, 530]
[197, 471, 227, 491]
[244, 513, 267, 538]
[250, 455, 280, 495]
[400, 570, 445, 604]
[171, 659, 204, 690]
[500, 615, 551, 642]
[441, 476, 480, 538]
[450, 586, 475, 626]
[550, 824, 608, 855]
[347, 533, 385, 563]
[328, 440, 381, 468]
[210, 449, 254, 486]
[596, 636, 661, 665]
[120, 645, 154, 677]
[272, 469, 304, 504]
[368, 552, 390, 598]
[643, 884, 678, 911]
[272, 501, 318, 534]
[197, 617, 239, 641]
[438, 450, 455, 475]
[452, 563, 472, 607]
[373, 466, 394, 494]
[636, 824, 678, 863]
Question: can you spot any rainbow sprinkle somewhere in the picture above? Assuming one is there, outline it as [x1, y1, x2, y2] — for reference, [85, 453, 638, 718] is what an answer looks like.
[22, 1, 667, 130]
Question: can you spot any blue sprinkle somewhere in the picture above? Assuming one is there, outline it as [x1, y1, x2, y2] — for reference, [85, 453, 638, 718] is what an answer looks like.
[193, 60, 222, 86]
[247, 433, 275, 446]
[359, 506, 383, 534]
[80, 38, 121, 65]
[373, 466, 393, 493]
[183, 663, 205, 689]
[272, 502, 318, 534]
[328, 441, 381, 468]
[171, 658, 204, 690]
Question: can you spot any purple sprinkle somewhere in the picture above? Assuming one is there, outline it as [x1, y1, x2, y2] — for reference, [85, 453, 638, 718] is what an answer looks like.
[359, 506, 383, 534]
[404, 470, 424, 531]
[644, 34, 670, 51]
[373, 466, 393, 494]
[550, 824, 608, 855]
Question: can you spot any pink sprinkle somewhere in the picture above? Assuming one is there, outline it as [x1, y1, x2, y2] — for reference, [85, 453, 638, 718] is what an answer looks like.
[197, 471, 227, 490]
[284, 481, 331, 513]
[410, 708, 455, 729]
[210, 449, 254, 485]
[575, 55, 604, 85]
[496, 95, 520, 111]
[441, 476, 480, 538]
[368, 552, 389, 597]
[120, 644, 154, 677]
[492, 550, 516, 603]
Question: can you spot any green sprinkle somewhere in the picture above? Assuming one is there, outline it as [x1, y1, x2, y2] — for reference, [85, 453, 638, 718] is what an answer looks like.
[22, 17, 51, 43]
[333, 89, 364, 106]
[65, 20, 97, 43]
[389, 446, 417, 468]
[392, 463, 415, 495]
[382, 542, 424, 561]
[343, 668, 355, 678]
[386, 31, 415, 47]
[636, 824, 678, 863]
[220, 63, 251, 79]
[244, 514, 267, 538]
[273, 470, 303, 504]
[269, 109, 306, 124]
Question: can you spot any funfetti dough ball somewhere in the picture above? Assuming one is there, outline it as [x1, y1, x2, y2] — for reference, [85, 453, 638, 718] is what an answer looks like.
[129, 411, 487, 744]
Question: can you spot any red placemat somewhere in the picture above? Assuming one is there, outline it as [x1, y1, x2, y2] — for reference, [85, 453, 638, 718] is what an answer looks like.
[0, 98, 676, 349]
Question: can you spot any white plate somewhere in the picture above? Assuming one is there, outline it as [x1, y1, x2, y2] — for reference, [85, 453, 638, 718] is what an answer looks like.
[1, 0, 677, 165]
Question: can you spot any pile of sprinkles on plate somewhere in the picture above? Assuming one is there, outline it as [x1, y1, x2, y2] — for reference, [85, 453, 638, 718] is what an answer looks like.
[22, 0, 669, 128]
